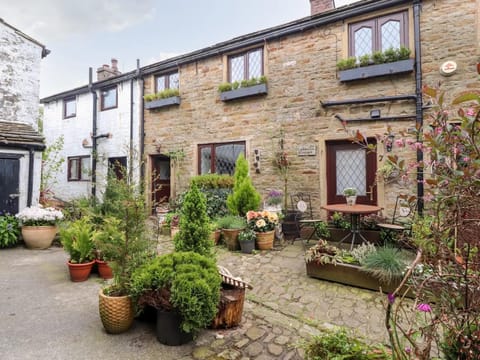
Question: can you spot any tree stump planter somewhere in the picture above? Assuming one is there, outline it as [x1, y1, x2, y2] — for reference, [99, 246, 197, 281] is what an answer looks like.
[211, 284, 246, 329]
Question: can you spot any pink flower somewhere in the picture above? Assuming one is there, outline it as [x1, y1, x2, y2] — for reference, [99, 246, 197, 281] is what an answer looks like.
[414, 142, 423, 150]
[417, 303, 432, 312]
[394, 139, 405, 148]
[463, 157, 470, 162]
[466, 108, 475, 117]
[387, 293, 395, 304]
[406, 139, 415, 145]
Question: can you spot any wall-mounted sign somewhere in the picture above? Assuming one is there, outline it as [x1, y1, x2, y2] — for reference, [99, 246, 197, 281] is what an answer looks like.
[297, 144, 317, 156]
[439, 61, 457, 76]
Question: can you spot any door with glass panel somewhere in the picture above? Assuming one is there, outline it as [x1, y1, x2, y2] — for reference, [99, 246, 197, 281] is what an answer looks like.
[326, 140, 377, 205]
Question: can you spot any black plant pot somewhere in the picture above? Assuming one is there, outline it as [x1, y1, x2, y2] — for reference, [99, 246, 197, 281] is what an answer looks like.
[156, 310, 193, 346]
[239, 239, 255, 254]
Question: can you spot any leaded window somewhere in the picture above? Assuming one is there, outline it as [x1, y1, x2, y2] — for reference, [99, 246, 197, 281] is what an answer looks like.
[198, 142, 246, 175]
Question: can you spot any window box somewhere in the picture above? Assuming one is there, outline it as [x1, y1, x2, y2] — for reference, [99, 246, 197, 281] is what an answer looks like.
[145, 96, 181, 110]
[339, 59, 414, 82]
[220, 83, 267, 102]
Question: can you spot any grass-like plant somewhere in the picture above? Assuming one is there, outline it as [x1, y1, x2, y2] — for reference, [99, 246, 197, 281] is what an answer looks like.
[360, 246, 407, 284]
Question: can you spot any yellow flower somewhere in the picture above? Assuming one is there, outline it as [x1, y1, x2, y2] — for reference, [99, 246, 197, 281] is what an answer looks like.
[256, 219, 266, 228]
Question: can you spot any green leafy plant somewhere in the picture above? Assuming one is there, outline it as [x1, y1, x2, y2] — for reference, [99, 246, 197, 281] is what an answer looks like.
[130, 251, 221, 334]
[343, 187, 357, 196]
[174, 183, 213, 257]
[217, 82, 233, 92]
[0, 214, 20, 248]
[40, 135, 65, 204]
[305, 239, 352, 265]
[383, 47, 398, 63]
[216, 215, 245, 230]
[238, 228, 256, 243]
[396, 45, 411, 60]
[372, 50, 386, 64]
[331, 212, 350, 230]
[313, 220, 330, 239]
[360, 246, 408, 283]
[143, 88, 180, 102]
[359, 54, 371, 67]
[60, 217, 95, 264]
[336, 57, 357, 70]
[301, 328, 389, 359]
[217, 76, 267, 93]
[226, 154, 261, 216]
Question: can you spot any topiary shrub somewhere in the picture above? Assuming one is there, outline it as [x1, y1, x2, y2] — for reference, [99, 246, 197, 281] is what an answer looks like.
[226, 154, 261, 216]
[130, 251, 221, 334]
[174, 183, 213, 256]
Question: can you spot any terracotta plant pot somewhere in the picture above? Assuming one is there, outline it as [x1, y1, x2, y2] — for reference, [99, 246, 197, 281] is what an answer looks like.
[255, 230, 275, 250]
[21, 225, 58, 249]
[222, 228, 242, 251]
[67, 260, 95, 282]
[96, 260, 113, 279]
[98, 289, 134, 334]
[210, 230, 221, 245]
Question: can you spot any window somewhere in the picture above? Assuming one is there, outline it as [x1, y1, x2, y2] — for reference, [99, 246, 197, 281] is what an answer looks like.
[63, 96, 76, 118]
[156, 72, 179, 92]
[101, 86, 117, 111]
[349, 11, 408, 58]
[198, 142, 246, 175]
[68, 156, 90, 181]
[228, 48, 263, 82]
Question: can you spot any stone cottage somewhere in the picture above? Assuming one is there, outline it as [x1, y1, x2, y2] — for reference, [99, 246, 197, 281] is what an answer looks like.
[0, 18, 50, 214]
[41, 0, 480, 217]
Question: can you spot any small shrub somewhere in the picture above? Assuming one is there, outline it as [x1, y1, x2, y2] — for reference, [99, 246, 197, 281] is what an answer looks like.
[218, 82, 232, 92]
[383, 47, 398, 63]
[360, 246, 407, 283]
[60, 217, 95, 263]
[216, 215, 245, 230]
[313, 220, 330, 239]
[0, 214, 20, 248]
[331, 212, 350, 230]
[396, 45, 411, 60]
[372, 51, 386, 64]
[336, 57, 357, 70]
[359, 54, 371, 67]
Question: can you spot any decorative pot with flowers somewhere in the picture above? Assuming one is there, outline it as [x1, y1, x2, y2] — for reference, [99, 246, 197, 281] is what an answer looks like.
[264, 189, 283, 212]
[238, 228, 256, 254]
[343, 188, 357, 206]
[246, 210, 279, 250]
[15, 205, 64, 249]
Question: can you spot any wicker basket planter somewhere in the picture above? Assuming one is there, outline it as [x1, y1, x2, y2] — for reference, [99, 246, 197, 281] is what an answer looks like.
[255, 230, 275, 250]
[98, 289, 134, 334]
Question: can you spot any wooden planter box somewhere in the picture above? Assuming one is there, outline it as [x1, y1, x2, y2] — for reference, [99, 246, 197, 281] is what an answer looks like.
[306, 261, 412, 297]
[145, 96, 181, 109]
[220, 83, 267, 101]
[339, 59, 414, 82]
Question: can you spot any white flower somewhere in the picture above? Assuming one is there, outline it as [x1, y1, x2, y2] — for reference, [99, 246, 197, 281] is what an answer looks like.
[16, 205, 64, 226]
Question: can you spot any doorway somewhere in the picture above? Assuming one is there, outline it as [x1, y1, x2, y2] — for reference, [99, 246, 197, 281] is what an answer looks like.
[0, 154, 21, 214]
[151, 155, 171, 211]
[326, 140, 377, 205]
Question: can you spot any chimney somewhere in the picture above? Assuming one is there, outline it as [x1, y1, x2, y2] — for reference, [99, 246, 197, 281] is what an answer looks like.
[310, 0, 334, 15]
[96, 58, 122, 81]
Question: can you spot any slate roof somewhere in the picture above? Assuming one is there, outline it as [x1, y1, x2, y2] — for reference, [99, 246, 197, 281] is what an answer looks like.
[0, 121, 45, 150]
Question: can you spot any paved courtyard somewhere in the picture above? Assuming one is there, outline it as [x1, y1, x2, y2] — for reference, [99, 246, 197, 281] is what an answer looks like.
[0, 234, 388, 359]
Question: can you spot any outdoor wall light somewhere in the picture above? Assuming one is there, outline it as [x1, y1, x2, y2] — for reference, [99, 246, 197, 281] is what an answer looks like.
[253, 149, 260, 173]
[370, 109, 381, 118]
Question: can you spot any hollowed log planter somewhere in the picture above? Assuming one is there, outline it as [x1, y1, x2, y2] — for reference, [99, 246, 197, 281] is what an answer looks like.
[211, 284, 246, 329]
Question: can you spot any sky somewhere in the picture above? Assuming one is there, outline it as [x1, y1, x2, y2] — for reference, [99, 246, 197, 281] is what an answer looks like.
[1, 0, 359, 98]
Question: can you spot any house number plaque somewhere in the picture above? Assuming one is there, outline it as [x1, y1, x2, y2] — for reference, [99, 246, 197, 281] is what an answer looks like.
[297, 144, 316, 156]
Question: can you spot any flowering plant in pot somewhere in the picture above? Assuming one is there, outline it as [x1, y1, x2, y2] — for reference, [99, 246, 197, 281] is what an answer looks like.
[238, 228, 256, 254]
[247, 210, 279, 250]
[264, 189, 283, 211]
[15, 205, 64, 249]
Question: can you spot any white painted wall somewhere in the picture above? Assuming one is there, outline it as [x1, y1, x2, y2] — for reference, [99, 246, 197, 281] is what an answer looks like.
[42, 78, 142, 202]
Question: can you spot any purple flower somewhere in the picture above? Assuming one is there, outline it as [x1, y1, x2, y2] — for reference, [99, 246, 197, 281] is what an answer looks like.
[405, 347, 412, 354]
[417, 303, 432, 312]
[466, 108, 475, 117]
[387, 293, 395, 304]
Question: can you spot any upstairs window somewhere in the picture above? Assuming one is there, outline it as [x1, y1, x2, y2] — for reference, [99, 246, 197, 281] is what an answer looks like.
[63, 96, 76, 119]
[228, 48, 263, 82]
[101, 86, 117, 111]
[349, 11, 408, 58]
[156, 72, 179, 92]
[68, 156, 90, 181]
[198, 142, 246, 175]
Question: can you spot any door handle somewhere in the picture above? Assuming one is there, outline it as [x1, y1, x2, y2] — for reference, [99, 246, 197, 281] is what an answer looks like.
[9, 193, 20, 199]
[365, 185, 374, 201]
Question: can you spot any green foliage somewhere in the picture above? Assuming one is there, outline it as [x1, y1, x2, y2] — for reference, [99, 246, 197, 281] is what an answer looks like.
[331, 212, 350, 230]
[190, 174, 234, 189]
[143, 88, 180, 102]
[95, 169, 155, 296]
[358, 54, 371, 67]
[238, 228, 256, 242]
[350, 242, 377, 264]
[336, 57, 357, 70]
[174, 183, 213, 256]
[0, 214, 20, 248]
[60, 217, 95, 263]
[397, 45, 411, 60]
[226, 154, 261, 216]
[383, 47, 398, 63]
[40, 135, 65, 201]
[360, 246, 407, 284]
[164, 212, 180, 228]
[217, 82, 232, 92]
[218, 77, 267, 93]
[130, 251, 221, 334]
[216, 215, 245, 229]
[313, 220, 330, 239]
[372, 51, 386, 64]
[305, 240, 351, 265]
[301, 328, 389, 359]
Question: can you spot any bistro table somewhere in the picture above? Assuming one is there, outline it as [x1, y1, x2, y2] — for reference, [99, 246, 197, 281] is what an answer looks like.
[321, 203, 383, 249]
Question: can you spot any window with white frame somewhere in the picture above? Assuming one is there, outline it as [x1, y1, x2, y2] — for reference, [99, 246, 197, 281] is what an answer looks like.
[348, 11, 409, 58]
[228, 48, 263, 83]
[156, 72, 179, 92]
[68, 156, 90, 181]
[198, 142, 246, 175]
[63, 96, 76, 119]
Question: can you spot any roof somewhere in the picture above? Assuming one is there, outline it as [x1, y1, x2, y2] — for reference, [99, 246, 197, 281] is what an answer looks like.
[40, 0, 412, 103]
[0, 18, 50, 58]
[0, 121, 45, 150]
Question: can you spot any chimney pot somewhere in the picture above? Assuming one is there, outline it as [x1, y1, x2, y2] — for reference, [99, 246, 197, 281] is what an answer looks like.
[111, 58, 118, 71]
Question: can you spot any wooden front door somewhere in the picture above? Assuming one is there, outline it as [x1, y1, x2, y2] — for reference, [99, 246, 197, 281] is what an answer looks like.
[326, 140, 377, 205]
[0, 155, 20, 214]
[151, 155, 171, 211]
